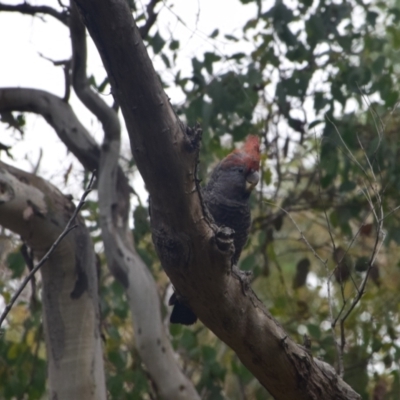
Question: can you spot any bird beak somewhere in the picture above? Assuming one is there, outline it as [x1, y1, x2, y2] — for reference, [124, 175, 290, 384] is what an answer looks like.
[245, 170, 259, 191]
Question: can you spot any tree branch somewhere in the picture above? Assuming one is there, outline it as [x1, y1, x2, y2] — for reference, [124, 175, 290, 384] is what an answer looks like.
[0, 2, 69, 25]
[70, 2, 120, 136]
[0, 87, 99, 171]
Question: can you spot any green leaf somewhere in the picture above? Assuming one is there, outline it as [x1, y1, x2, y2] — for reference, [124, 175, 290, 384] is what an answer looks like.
[299, 0, 313, 10]
[169, 40, 179, 50]
[191, 57, 205, 86]
[244, 18, 258, 31]
[264, 1, 293, 23]
[388, 26, 400, 49]
[355, 257, 369, 272]
[210, 29, 219, 38]
[7, 251, 25, 278]
[372, 56, 385, 74]
[240, 254, 255, 271]
[307, 323, 321, 340]
[263, 168, 272, 185]
[224, 34, 238, 41]
[339, 181, 356, 192]
[204, 52, 221, 75]
[108, 350, 125, 369]
[286, 44, 309, 62]
[202, 346, 216, 362]
[181, 330, 197, 350]
[151, 31, 165, 54]
[306, 15, 325, 48]
[308, 120, 323, 129]
[366, 11, 379, 26]
[107, 374, 124, 398]
[161, 53, 170, 68]
[229, 52, 246, 61]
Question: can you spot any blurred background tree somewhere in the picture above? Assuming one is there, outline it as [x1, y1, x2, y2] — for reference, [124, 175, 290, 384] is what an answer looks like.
[1, 0, 400, 398]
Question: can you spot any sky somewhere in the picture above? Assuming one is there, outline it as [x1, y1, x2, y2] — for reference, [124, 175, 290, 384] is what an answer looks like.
[0, 0, 257, 201]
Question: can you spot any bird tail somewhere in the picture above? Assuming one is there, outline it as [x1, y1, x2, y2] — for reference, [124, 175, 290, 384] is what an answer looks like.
[169, 292, 198, 325]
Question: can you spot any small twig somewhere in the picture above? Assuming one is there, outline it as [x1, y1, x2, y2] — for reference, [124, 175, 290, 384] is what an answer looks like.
[339, 221, 385, 329]
[380, 204, 400, 221]
[268, 169, 349, 375]
[314, 133, 340, 354]
[326, 98, 388, 361]
[274, 257, 290, 300]
[265, 201, 328, 266]
[36, 54, 72, 101]
[0, 172, 95, 328]
[0, 2, 69, 25]
[328, 207, 373, 294]
[357, 83, 383, 152]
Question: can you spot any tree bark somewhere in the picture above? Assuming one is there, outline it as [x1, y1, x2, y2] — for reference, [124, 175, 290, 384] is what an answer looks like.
[0, 161, 106, 400]
[73, 1, 361, 399]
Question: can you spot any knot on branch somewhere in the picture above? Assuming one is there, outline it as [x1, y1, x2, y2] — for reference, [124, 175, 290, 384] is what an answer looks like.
[184, 123, 202, 153]
[152, 225, 192, 271]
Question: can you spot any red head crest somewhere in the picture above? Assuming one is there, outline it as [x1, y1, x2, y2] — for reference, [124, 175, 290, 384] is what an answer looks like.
[221, 135, 260, 171]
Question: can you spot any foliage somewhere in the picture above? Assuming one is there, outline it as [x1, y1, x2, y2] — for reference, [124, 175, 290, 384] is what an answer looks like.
[2, 0, 400, 398]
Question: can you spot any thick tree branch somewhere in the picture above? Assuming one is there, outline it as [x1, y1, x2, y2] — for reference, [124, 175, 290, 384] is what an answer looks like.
[0, 162, 106, 400]
[68, 4, 200, 398]
[0, 88, 99, 171]
[0, 2, 69, 25]
[70, 2, 120, 136]
[74, 1, 361, 398]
